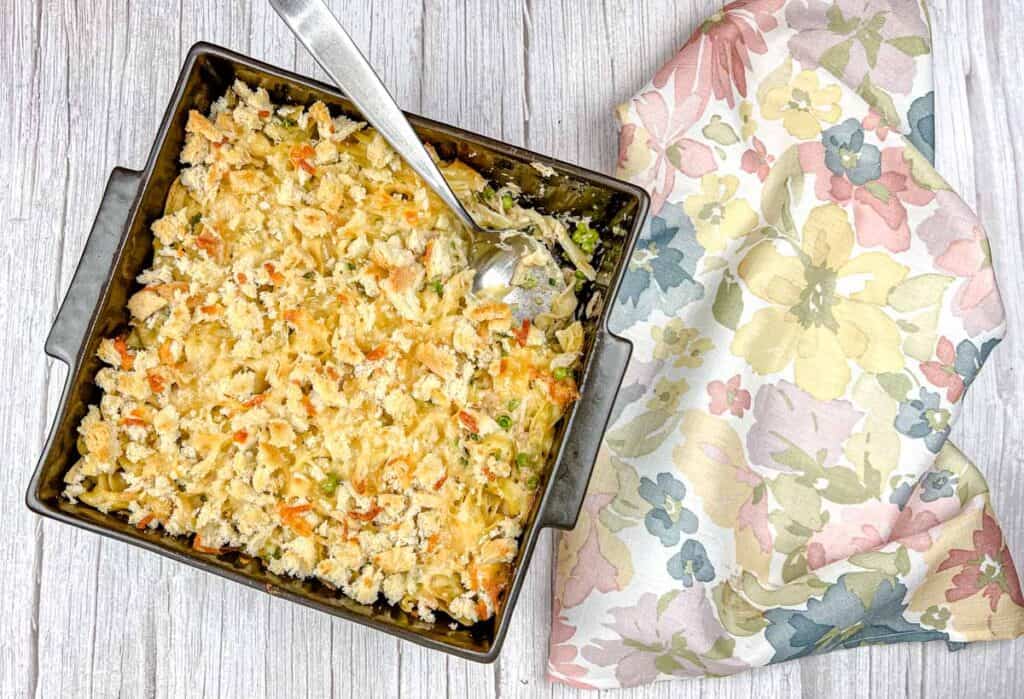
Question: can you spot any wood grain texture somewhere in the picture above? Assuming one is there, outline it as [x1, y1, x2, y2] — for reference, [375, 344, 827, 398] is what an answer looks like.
[1, 1, 1021, 697]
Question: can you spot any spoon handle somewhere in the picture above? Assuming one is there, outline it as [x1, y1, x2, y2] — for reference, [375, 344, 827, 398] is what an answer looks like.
[269, 0, 478, 232]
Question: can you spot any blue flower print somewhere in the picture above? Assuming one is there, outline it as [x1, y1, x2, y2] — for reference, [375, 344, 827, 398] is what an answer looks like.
[894, 387, 951, 454]
[954, 337, 1000, 391]
[907, 92, 935, 165]
[889, 481, 914, 510]
[920, 469, 957, 503]
[612, 202, 705, 332]
[667, 539, 715, 587]
[822, 118, 881, 185]
[765, 576, 946, 663]
[638, 472, 698, 547]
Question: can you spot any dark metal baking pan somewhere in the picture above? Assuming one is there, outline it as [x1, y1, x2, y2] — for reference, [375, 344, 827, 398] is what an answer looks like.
[27, 42, 648, 662]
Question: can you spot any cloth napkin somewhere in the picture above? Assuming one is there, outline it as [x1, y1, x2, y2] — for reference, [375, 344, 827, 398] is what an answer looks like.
[548, 0, 1024, 689]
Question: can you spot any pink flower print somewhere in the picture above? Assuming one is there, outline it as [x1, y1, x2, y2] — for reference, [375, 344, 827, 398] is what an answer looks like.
[938, 513, 1024, 611]
[798, 144, 934, 252]
[741, 136, 773, 181]
[654, 0, 783, 100]
[547, 601, 595, 687]
[707, 374, 752, 417]
[631, 90, 717, 211]
[918, 190, 1005, 335]
[805, 501, 900, 570]
[890, 506, 940, 552]
[561, 491, 622, 605]
[686, 0, 786, 107]
[852, 147, 934, 252]
[920, 337, 965, 403]
[862, 108, 891, 141]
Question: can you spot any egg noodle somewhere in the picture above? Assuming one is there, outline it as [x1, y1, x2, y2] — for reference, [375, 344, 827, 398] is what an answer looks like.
[64, 81, 594, 625]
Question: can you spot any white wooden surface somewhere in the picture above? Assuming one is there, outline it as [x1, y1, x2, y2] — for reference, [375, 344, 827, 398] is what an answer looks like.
[1, 1, 1021, 697]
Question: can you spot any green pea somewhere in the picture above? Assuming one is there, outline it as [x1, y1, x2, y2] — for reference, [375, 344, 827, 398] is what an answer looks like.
[320, 472, 340, 495]
[553, 367, 570, 381]
[515, 452, 531, 468]
[526, 475, 539, 490]
[501, 193, 514, 211]
[496, 415, 513, 430]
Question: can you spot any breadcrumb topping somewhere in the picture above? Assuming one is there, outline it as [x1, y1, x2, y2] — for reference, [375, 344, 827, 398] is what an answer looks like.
[64, 81, 585, 625]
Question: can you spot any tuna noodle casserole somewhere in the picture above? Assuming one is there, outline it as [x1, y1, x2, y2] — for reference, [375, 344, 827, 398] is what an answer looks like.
[64, 81, 599, 625]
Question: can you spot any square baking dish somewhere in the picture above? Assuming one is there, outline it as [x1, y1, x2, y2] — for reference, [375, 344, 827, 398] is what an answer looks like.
[27, 42, 648, 662]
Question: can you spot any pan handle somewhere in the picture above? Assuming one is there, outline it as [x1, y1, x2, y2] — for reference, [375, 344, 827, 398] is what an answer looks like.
[539, 328, 632, 531]
[45, 167, 143, 366]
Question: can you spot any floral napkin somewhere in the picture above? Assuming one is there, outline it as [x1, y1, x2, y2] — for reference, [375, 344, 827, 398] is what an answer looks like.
[548, 0, 1024, 689]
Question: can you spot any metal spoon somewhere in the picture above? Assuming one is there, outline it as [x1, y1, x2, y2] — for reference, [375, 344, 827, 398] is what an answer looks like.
[269, 0, 561, 320]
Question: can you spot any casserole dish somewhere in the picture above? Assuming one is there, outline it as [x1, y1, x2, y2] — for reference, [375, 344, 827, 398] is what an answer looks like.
[27, 42, 648, 661]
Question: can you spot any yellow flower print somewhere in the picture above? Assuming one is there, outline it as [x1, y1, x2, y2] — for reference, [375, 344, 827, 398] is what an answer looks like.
[683, 174, 759, 253]
[647, 377, 690, 413]
[730, 203, 909, 401]
[739, 100, 757, 140]
[652, 319, 714, 368]
[761, 70, 842, 139]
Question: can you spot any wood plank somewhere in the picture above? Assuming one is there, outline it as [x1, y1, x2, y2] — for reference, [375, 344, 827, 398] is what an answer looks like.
[0, 0, 69, 696]
[33, 2, 172, 697]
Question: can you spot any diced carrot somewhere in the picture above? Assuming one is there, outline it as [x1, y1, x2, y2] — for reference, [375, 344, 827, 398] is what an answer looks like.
[426, 533, 440, 552]
[458, 410, 479, 433]
[195, 231, 221, 256]
[263, 262, 284, 285]
[136, 514, 155, 530]
[199, 304, 220, 315]
[233, 429, 249, 444]
[113, 335, 134, 370]
[283, 309, 299, 323]
[325, 366, 340, 381]
[348, 504, 381, 522]
[481, 466, 496, 482]
[277, 503, 314, 537]
[242, 392, 267, 408]
[476, 600, 489, 620]
[120, 409, 147, 427]
[546, 375, 579, 407]
[258, 110, 270, 118]
[192, 535, 224, 555]
[300, 394, 316, 416]
[514, 319, 530, 347]
[236, 272, 248, 285]
[289, 144, 317, 175]
[158, 340, 174, 365]
[433, 473, 448, 491]
[278, 503, 312, 517]
[403, 209, 419, 224]
[422, 240, 434, 263]
[365, 344, 388, 361]
[146, 371, 165, 393]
